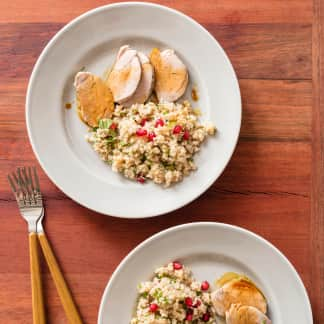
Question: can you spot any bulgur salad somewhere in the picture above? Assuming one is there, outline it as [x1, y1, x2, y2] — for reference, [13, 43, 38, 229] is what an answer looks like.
[130, 262, 271, 324]
[86, 101, 215, 187]
[131, 262, 216, 324]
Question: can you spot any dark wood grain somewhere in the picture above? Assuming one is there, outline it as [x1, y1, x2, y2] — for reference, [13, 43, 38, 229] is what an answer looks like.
[311, 0, 324, 323]
[0, 0, 320, 323]
[209, 23, 312, 80]
[240, 79, 312, 141]
[0, 0, 312, 24]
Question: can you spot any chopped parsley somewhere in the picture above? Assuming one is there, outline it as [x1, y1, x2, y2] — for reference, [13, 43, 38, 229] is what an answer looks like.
[152, 288, 163, 300]
[140, 292, 148, 298]
[120, 141, 129, 147]
[99, 118, 113, 129]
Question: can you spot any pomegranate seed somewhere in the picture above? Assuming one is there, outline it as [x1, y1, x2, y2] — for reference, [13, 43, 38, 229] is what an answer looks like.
[137, 176, 145, 184]
[140, 118, 147, 126]
[186, 313, 193, 321]
[148, 132, 156, 142]
[183, 130, 190, 140]
[185, 297, 193, 307]
[194, 300, 201, 308]
[173, 125, 183, 134]
[155, 118, 164, 127]
[187, 308, 193, 314]
[110, 122, 118, 130]
[201, 281, 210, 291]
[202, 313, 210, 322]
[136, 128, 147, 136]
[149, 303, 159, 312]
[173, 261, 183, 270]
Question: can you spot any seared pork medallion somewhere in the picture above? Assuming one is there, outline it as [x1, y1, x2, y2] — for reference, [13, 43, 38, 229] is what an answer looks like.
[74, 72, 114, 127]
[122, 51, 155, 107]
[150, 48, 189, 102]
[226, 304, 272, 324]
[212, 273, 267, 317]
[107, 45, 142, 104]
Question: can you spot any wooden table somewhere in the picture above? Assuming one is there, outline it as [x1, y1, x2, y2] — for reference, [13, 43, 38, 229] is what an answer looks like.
[0, 0, 323, 323]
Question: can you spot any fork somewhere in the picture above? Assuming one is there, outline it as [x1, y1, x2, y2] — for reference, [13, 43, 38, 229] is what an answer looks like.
[8, 167, 83, 324]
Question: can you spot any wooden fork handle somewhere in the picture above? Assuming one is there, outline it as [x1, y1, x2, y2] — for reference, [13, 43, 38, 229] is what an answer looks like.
[29, 232, 46, 324]
[38, 232, 83, 324]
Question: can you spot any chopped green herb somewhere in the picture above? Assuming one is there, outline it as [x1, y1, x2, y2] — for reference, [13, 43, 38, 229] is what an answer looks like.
[162, 162, 175, 171]
[167, 164, 176, 171]
[140, 292, 148, 298]
[110, 130, 117, 137]
[104, 137, 117, 144]
[156, 274, 175, 280]
[152, 288, 163, 300]
[160, 296, 169, 304]
[120, 141, 129, 147]
[99, 118, 113, 129]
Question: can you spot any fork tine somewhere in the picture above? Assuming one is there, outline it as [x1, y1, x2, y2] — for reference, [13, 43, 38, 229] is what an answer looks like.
[22, 167, 29, 185]
[16, 169, 26, 198]
[17, 167, 23, 185]
[7, 174, 17, 193]
[27, 167, 37, 203]
[17, 167, 31, 201]
[8, 171, 24, 204]
[28, 167, 35, 191]
[21, 167, 33, 197]
[29, 167, 38, 202]
[12, 171, 20, 187]
[33, 167, 41, 192]
[17, 168, 28, 191]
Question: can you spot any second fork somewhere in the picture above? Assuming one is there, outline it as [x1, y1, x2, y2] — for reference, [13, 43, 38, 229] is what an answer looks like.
[8, 167, 83, 324]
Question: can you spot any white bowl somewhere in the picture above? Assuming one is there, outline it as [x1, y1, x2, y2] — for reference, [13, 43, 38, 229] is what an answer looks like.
[26, 2, 241, 218]
[98, 222, 313, 323]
